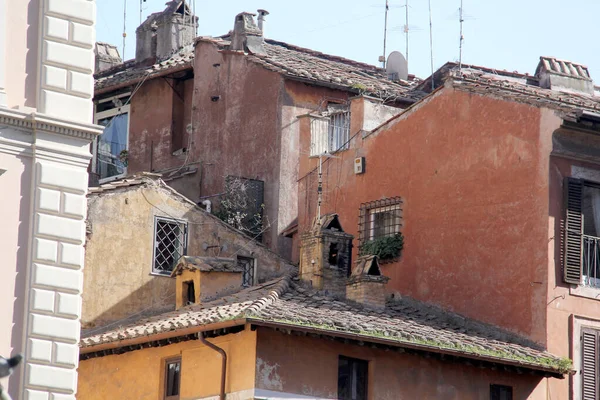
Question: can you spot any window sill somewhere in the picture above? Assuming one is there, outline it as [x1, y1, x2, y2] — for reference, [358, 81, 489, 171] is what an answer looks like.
[150, 272, 173, 278]
[570, 284, 600, 301]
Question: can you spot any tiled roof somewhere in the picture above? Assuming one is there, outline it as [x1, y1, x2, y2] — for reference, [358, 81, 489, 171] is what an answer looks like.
[94, 48, 194, 93]
[171, 256, 243, 275]
[198, 36, 422, 102]
[536, 56, 591, 81]
[81, 274, 569, 375]
[87, 173, 159, 195]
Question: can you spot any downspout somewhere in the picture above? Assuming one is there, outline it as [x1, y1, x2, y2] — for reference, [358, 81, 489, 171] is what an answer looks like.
[198, 332, 226, 400]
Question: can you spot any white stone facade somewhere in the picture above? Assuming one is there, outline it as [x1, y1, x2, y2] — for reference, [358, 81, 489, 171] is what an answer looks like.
[0, 1, 101, 399]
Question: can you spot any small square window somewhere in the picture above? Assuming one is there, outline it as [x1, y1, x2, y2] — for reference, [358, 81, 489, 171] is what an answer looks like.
[153, 217, 187, 275]
[338, 356, 368, 400]
[164, 357, 181, 400]
[490, 384, 512, 400]
[237, 256, 255, 287]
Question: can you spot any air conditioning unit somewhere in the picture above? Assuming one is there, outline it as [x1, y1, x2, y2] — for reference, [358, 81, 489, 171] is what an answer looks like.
[354, 157, 365, 174]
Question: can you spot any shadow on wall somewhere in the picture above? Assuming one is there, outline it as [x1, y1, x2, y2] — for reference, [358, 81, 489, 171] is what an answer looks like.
[82, 277, 176, 332]
[8, 152, 33, 397]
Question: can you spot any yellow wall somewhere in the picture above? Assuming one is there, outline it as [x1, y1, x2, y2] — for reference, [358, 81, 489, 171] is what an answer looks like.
[77, 329, 257, 400]
[84, 183, 293, 328]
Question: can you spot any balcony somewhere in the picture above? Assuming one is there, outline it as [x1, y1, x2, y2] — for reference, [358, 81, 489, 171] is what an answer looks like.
[583, 235, 600, 288]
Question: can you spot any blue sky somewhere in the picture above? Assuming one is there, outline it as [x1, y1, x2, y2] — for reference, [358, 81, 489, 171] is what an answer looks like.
[97, 0, 600, 80]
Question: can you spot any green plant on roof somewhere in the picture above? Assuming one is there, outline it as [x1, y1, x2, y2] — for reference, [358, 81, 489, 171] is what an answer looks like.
[359, 233, 404, 260]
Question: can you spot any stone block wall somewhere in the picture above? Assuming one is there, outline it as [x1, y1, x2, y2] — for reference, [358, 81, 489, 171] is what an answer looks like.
[346, 276, 389, 310]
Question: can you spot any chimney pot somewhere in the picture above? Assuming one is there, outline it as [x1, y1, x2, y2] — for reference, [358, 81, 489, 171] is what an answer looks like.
[257, 9, 269, 36]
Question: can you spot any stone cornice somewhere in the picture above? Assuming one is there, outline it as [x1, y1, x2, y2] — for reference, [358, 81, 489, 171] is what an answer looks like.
[0, 107, 102, 141]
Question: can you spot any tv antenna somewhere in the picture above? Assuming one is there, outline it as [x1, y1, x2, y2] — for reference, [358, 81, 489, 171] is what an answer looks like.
[316, 152, 339, 224]
[459, 0, 464, 69]
[380, 0, 389, 68]
[404, 0, 409, 64]
[122, 0, 127, 59]
[428, 0, 434, 90]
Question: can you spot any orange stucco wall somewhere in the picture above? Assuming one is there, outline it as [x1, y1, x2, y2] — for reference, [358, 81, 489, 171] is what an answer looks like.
[255, 328, 547, 399]
[298, 85, 551, 344]
[77, 329, 257, 400]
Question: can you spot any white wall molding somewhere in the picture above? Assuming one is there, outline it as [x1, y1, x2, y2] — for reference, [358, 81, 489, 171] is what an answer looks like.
[0, 0, 7, 106]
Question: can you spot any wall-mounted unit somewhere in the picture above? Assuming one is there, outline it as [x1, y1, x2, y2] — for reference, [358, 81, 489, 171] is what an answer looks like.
[354, 157, 365, 174]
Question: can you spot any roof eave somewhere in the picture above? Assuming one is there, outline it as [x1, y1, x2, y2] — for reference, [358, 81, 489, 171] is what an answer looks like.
[94, 63, 193, 96]
[248, 319, 567, 378]
[79, 318, 247, 355]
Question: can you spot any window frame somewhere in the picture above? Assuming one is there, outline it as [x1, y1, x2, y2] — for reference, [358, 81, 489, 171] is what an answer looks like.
[152, 216, 188, 276]
[337, 355, 368, 400]
[309, 110, 351, 157]
[93, 95, 131, 184]
[163, 356, 182, 400]
[573, 317, 600, 400]
[489, 384, 513, 400]
[358, 197, 403, 247]
[237, 256, 256, 287]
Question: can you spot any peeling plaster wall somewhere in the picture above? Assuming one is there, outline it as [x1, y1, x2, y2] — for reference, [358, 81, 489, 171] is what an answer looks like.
[255, 328, 547, 400]
[83, 183, 294, 328]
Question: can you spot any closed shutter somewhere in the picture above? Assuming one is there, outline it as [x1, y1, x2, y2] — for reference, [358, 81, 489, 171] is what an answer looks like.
[581, 328, 598, 400]
[565, 178, 584, 284]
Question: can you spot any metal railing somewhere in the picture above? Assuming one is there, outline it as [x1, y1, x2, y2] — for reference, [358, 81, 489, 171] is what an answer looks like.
[583, 235, 600, 288]
[309, 112, 350, 156]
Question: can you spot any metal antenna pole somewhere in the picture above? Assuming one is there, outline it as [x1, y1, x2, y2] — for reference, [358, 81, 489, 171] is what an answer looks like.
[122, 0, 127, 59]
[428, 0, 434, 90]
[459, 0, 464, 70]
[382, 0, 389, 68]
[405, 0, 409, 64]
[140, 0, 142, 25]
[317, 154, 323, 224]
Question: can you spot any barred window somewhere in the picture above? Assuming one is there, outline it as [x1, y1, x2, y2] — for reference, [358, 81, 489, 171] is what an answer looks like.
[237, 256, 255, 287]
[153, 217, 187, 275]
[310, 110, 351, 156]
[358, 197, 403, 246]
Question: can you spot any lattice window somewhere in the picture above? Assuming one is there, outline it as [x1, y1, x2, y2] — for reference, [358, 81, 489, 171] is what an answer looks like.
[358, 197, 403, 246]
[153, 217, 187, 275]
[237, 256, 255, 287]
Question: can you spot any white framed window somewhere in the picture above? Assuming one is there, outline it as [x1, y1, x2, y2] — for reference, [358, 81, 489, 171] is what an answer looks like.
[93, 93, 131, 183]
[310, 110, 351, 156]
[153, 216, 187, 275]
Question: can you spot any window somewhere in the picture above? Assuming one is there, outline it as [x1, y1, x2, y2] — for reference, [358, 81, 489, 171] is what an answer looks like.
[93, 94, 130, 183]
[564, 178, 600, 287]
[310, 108, 351, 156]
[164, 357, 181, 400]
[490, 384, 513, 400]
[153, 217, 187, 275]
[581, 328, 599, 400]
[358, 197, 403, 246]
[237, 256, 255, 287]
[337, 356, 368, 400]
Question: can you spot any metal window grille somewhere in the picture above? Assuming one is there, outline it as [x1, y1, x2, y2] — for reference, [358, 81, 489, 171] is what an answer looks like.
[310, 111, 350, 156]
[164, 357, 181, 400]
[153, 217, 187, 275]
[237, 256, 255, 287]
[358, 197, 403, 246]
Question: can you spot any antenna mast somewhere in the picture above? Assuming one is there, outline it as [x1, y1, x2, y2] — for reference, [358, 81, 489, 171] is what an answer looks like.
[458, 0, 464, 70]
[381, 0, 389, 68]
[317, 154, 323, 224]
[122, 0, 127, 60]
[404, 0, 409, 64]
[428, 0, 434, 90]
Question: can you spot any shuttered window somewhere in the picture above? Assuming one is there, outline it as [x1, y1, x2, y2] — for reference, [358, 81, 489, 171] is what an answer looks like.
[582, 328, 599, 400]
[565, 178, 584, 284]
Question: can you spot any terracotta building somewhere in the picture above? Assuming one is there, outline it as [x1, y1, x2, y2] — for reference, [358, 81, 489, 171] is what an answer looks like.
[77, 220, 568, 399]
[91, 1, 419, 258]
[297, 57, 600, 399]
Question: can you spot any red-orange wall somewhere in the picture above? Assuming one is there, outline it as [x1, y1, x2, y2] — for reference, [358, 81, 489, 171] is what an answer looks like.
[298, 87, 551, 344]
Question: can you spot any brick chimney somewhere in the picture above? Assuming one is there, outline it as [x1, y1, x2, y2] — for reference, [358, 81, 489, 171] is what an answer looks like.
[535, 56, 594, 95]
[299, 214, 353, 297]
[230, 12, 266, 56]
[171, 256, 243, 309]
[136, 0, 197, 64]
[94, 42, 122, 73]
[346, 256, 389, 310]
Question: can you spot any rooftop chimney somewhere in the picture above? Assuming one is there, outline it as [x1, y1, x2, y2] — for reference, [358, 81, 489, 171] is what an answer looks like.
[257, 9, 269, 36]
[299, 214, 353, 297]
[230, 12, 266, 56]
[171, 256, 243, 309]
[94, 42, 122, 73]
[535, 56, 594, 95]
[346, 256, 389, 310]
[136, 0, 198, 64]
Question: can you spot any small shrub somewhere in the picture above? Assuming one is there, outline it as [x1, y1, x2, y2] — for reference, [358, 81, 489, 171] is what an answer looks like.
[359, 233, 404, 260]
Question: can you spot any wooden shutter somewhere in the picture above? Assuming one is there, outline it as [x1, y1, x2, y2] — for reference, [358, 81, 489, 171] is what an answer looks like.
[581, 328, 598, 400]
[565, 178, 584, 284]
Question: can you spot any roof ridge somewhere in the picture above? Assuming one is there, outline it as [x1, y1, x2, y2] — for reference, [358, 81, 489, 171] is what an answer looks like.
[243, 272, 294, 316]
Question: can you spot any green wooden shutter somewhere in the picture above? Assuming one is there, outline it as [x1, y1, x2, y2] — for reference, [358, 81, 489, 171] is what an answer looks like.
[565, 178, 584, 284]
[581, 328, 598, 400]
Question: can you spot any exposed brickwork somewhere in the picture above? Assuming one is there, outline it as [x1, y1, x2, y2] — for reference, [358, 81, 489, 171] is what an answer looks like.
[346, 275, 390, 310]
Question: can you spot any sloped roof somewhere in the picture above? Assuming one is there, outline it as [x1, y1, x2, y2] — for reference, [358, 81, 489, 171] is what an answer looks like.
[171, 256, 243, 275]
[81, 274, 569, 376]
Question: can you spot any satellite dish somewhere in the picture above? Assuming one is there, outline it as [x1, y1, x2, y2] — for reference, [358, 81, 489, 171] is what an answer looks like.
[386, 51, 408, 81]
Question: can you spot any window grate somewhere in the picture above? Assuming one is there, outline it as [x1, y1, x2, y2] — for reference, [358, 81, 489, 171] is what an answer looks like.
[310, 111, 351, 156]
[153, 217, 187, 275]
[358, 197, 403, 247]
[237, 256, 255, 287]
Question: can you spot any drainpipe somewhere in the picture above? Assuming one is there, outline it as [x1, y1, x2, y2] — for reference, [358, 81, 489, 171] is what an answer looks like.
[198, 332, 226, 400]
